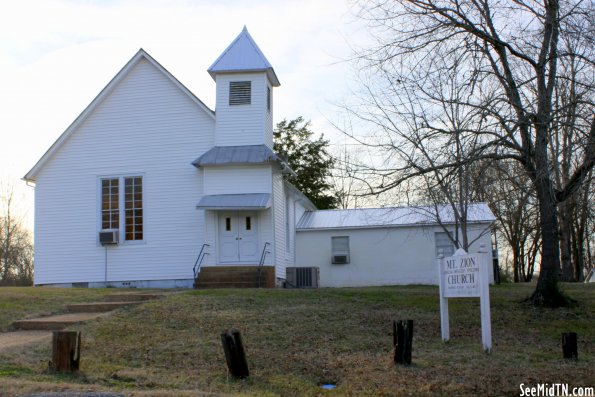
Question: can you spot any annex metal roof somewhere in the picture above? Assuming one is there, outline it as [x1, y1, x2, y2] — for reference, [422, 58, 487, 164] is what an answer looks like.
[208, 26, 280, 86]
[196, 193, 271, 210]
[296, 203, 496, 231]
[192, 145, 296, 176]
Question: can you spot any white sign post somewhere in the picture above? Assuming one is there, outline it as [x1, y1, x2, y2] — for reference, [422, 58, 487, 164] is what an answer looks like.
[438, 245, 492, 353]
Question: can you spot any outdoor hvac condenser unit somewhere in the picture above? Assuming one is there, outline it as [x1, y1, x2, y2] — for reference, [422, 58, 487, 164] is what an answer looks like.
[286, 267, 319, 288]
[99, 230, 119, 245]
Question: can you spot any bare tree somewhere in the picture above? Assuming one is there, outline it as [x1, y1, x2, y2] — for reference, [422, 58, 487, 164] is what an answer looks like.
[330, 145, 374, 209]
[346, 0, 595, 306]
[476, 160, 541, 282]
[0, 184, 34, 286]
[550, 12, 595, 281]
[342, 39, 493, 250]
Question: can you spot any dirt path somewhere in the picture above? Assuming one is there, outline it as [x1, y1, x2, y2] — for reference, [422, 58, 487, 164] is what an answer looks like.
[0, 293, 164, 352]
[0, 331, 53, 350]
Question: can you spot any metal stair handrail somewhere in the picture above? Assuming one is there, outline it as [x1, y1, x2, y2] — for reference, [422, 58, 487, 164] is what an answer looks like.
[257, 242, 271, 288]
[193, 244, 210, 280]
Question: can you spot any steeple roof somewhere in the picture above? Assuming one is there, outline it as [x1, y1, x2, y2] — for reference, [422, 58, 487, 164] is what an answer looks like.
[208, 26, 280, 86]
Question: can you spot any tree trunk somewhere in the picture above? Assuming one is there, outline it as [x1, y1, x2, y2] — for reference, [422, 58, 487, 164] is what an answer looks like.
[512, 246, 520, 283]
[220, 329, 249, 379]
[526, 236, 539, 282]
[559, 201, 574, 281]
[531, 179, 566, 306]
[50, 331, 81, 372]
[572, 236, 584, 282]
[573, 181, 591, 281]
[393, 320, 413, 366]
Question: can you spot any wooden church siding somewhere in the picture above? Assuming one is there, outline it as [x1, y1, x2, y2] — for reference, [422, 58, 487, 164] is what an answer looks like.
[203, 165, 272, 195]
[263, 80, 274, 149]
[33, 58, 215, 285]
[214, 73, 270, 147]
[296, 224, 493, 287]
[202, 210, 217, 267]
[271, 170, 288, 278]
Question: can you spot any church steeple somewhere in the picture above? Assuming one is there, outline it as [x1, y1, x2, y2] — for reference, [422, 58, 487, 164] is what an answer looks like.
[208, 26, 280, 87]
[208, 27, 279, 148]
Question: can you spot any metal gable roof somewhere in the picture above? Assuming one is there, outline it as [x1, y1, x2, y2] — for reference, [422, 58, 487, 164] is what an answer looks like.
[208, 26, 280, 86]
[192, 145, 296, 176]
[193, 145, 278, 166]
[23, 49, 215, 183]
[196, 193, 271, 210]
[296, 203, 496, 230]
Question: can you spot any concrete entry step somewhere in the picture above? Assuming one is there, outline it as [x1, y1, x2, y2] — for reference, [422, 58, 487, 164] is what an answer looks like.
[194, 281, 266, 289]
[195, 266, 275, 288]
[10, 293, 164, 331]
[66, 301, 144, 313]
[12, 313, 109, 331]
[104, 293, 164, 302]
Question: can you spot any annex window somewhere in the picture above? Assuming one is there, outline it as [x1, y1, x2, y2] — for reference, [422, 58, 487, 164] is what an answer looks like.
[435, 231, 454, 258]
[229, 81, 251, 106]
[267, 86, 271, 112]
[124, 177, 143, 241]
[226, 217, 231, 231]
[331, 236, 350, 264]
[101, 178, 119, 230]
[245, 216, 251, 231]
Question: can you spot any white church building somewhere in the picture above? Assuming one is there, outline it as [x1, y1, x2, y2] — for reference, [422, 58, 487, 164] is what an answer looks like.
[24, 28, 496, 289]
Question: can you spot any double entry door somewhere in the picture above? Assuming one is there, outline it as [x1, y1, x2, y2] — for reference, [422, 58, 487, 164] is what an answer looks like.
[218, 211, 259, 263]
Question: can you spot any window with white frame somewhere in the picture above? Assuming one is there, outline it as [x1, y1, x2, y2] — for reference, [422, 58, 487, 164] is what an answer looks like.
[100, 176, 143, 241]
[124, 177, 143, 241]
[331, 236, 350, 264]
[101, 178, 119, 230]
[435, 231, 454, 258]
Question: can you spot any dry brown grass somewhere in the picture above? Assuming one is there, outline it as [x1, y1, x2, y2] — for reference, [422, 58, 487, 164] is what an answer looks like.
[0, 287, 132, 332]
[0, 283, 593, 396]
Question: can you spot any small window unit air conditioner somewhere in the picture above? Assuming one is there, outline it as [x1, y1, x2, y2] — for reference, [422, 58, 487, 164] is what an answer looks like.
[331, 236, 350, 264]
[99, 230, 119, 245]
[286, 267, 319, 288]
[332, 254, 349, 264]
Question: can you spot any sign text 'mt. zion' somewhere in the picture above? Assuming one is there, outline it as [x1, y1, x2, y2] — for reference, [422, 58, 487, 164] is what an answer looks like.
[443, 253, 480, 297]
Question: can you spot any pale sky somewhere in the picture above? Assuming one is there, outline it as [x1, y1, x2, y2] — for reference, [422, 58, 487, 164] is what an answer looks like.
[0, 0, 367, 229]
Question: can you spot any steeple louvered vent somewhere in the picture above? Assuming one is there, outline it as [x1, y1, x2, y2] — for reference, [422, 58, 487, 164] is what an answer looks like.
[229, 81, 251, 105]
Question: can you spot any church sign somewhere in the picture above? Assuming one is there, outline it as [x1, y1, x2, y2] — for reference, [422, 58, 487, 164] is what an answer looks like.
[442, 253, 480, 297]
[438, 247, 492, 353]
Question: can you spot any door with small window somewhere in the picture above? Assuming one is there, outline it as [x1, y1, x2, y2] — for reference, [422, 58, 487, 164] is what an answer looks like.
[218, 211, 259, 263]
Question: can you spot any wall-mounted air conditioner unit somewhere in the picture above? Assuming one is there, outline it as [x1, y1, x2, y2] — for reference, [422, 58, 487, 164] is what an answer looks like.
[332, 254, 349, 264]
[99, 230, 119, 245]
[286, 267, 319, 288]
[331, 236, 350, 264]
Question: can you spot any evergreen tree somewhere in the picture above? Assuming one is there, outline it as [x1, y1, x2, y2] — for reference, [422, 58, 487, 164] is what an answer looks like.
[274, 117, 337, 209]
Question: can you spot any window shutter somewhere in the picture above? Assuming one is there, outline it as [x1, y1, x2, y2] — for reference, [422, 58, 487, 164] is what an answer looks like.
[229, 81, 251, 105]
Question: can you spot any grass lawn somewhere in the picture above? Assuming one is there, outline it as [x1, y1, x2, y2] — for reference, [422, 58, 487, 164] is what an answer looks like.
[0, 283, 593, 396]
[0, 287, 128, 332]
